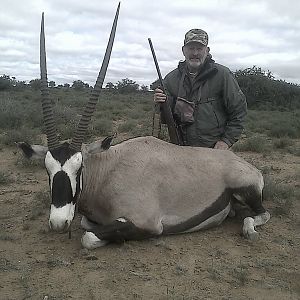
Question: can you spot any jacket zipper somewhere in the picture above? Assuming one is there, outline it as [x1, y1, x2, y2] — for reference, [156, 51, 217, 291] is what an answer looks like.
[211, 103, 220, 128]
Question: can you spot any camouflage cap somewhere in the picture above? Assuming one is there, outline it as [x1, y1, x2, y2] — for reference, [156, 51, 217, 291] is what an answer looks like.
[184, 29, 208, 46]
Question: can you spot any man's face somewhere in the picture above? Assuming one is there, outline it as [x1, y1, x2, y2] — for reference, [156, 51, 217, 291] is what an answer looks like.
[182, 42, 208, 70]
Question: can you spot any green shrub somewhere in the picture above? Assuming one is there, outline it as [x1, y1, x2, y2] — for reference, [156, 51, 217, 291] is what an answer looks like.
[53, 105, 79, 126]
[92, 118, 113, 136]
[29, 191, 50, 220]
[127, 108, 144, 120]
[0, 128, 41, 146]
[246, 110, 300, 139]
[0, 171, 13, 184]
[94, 110, 113, 121]
[0, 231, 15, 241]
[57, 124, 75, 141]
[269, 124, 298, 138]
[263, 176, 295, 216]
[0, 97, 25, 129]
[287, 145, 300, 156]
[273, 137, 294, 149]
[118, 119, 138, 133]
[15, 155, 44, 168]
[0, 92, 42, 130]
[263, 176, 294, 201]
[232, 135, 270, 153]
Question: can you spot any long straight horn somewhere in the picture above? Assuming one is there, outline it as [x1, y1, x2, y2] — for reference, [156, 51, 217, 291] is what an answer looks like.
[40, 12, 59, 150]
[70, 2, 120, 152]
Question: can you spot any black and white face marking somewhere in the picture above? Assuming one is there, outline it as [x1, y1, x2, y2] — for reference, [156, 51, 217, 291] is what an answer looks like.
[44, 144, 83, 232]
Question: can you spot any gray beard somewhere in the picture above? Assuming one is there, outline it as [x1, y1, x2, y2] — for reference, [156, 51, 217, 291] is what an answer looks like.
[186, 55, 207, 73]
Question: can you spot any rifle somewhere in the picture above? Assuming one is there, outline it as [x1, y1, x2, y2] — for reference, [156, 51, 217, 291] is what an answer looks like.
[148, 38, 184, 146]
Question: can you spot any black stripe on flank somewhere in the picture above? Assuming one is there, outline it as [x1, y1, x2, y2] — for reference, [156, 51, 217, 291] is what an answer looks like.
[52, 171, 73, 207]
[92, 219, 155, 243]
[163, 189, 231, 234]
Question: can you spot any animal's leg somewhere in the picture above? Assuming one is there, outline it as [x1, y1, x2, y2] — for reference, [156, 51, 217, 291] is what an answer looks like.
[243, 212, 270, 240]
[93, 217, 158, 242]
[81, 231, 108, 249]
[80, 216, 99, 230]
[233, 187, 266, 215]
[242, 217, 258, 240]
[81, 217, 160, 249]
[234, 186, 270, 240]
[231, 199, 254, 220]
[229, 199, 259, 240]
[253, 211, 270, 226]
[228, 207, 236, 218]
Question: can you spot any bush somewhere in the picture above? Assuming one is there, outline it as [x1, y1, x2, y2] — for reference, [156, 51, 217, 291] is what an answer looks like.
[273, 137, 294, 149]
[269, 124, 298, 138]
[245, 110, 300, 139]
[232, 135, 270, 153]
[53, 105, 79, 127]
[0, 128, 41, 146]
[263, 176, 296, 216]
[0, 91, 43, 130]
[235, 66, 300, 110]
[29, 191, 51, 220]
[57, 124, 75, 141]
[0, 75, 15, 90]
[92, 118, 113, 136]
[118, 119, 138, 133]
[287, 145, 300, 156]
[0, 96, 25, 129]
[0, 171, 13, 184]
[15, 155, 44, 168]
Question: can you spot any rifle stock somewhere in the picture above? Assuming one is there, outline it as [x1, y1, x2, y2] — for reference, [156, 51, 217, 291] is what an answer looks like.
[148, 38, 183, 145]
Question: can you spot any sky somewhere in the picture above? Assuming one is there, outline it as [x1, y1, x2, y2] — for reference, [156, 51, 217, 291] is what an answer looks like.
[1, 0, 300, 88]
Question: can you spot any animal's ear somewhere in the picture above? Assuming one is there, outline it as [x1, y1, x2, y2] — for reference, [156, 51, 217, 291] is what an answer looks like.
[101, 135, 115, 151]
[16, 142, 48, 160]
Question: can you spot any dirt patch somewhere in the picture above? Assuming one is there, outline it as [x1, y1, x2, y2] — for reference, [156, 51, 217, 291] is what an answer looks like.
[0, 145, 299, 300]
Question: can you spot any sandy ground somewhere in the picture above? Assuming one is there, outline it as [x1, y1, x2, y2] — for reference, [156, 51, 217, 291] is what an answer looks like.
[0, 144, 299, 300]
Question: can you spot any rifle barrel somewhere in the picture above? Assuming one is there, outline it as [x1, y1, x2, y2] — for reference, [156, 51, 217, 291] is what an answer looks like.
[148, 38, 165, 92]
[148, 38, 183, 145]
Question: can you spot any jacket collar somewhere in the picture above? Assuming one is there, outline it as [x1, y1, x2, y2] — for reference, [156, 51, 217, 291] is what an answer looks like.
[177, 54, 218, 100]
[178, 54, 217, 81]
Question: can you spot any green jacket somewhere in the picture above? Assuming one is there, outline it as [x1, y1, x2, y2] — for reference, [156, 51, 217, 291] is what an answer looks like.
[164, 55, 247, 147]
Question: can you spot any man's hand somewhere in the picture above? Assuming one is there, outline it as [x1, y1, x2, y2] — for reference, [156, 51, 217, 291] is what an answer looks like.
[154, 88, 167, 103]
[214, 141, 229, 150]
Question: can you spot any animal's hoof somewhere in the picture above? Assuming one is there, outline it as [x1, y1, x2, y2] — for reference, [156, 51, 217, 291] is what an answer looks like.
[262, 211, 271, 223]
[247, 231, 259, 241]
[81, 231, 107, 249]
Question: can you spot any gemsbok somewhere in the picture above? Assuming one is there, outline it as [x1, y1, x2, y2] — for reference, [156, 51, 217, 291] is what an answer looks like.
[18, 3, 270, 249]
